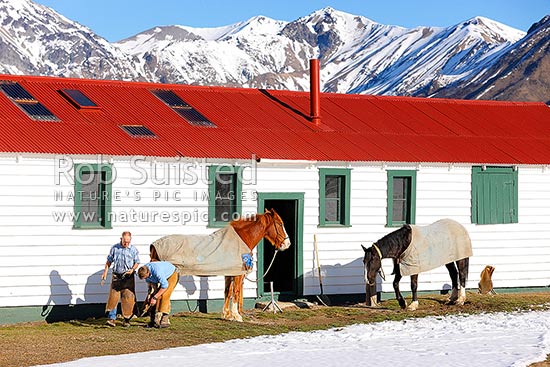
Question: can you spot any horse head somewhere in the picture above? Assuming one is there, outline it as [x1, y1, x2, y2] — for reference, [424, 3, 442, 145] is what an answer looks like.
[263, 208, 291, 251]
[362, 243, 383, 286]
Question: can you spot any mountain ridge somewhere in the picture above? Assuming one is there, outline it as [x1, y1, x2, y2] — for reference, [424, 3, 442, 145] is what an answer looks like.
[0, 0, 548, 102]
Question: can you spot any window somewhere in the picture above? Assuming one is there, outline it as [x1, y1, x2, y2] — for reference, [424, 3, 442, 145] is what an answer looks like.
[120, 125, 157, 138]
[387, 170, 416, 226]
[59, 89, 98, 109]
[0, 81, 59, 121]
[319, 168, 351, 226]
[208, 165, 242, 227]
[73, 164, 113, 229]
[151, 89, 216, 127]
[471, 166, 518, 224]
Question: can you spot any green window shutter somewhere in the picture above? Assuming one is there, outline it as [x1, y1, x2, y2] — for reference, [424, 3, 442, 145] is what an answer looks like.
[318, 168, 351, 227]
[471, 166, 518, 224]
[73, 163, 112, 229]
[208, 165, 242, 227]
[386, 170, 416, 227]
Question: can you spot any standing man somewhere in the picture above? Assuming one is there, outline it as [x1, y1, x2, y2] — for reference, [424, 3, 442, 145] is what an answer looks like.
[138, 261, 178, 328]
[101, 231, 140, 327]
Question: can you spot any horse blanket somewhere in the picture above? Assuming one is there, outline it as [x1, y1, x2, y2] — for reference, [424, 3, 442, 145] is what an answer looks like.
[152, 226, 252, 276]
[399, 219, 473, 276]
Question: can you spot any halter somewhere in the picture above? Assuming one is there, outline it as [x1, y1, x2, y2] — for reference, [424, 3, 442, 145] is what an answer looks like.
[271, 216, 289, 249]
[372, 243, 383, 259]
[365, 243, 386, 286]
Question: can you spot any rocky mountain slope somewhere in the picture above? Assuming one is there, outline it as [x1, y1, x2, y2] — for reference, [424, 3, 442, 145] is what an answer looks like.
[0, 0, 548, 102]
[426, 15, 550, 103]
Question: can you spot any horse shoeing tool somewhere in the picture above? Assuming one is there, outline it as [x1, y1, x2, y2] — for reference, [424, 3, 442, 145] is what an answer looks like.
[314, 234, 330, 306]
[140, 285, 156, 317]
[262, 281, 282, 313]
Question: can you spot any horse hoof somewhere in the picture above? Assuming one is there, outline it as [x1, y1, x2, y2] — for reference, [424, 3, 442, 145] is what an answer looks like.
[407, 301, 419, 311]
[223, 313, 243, 322]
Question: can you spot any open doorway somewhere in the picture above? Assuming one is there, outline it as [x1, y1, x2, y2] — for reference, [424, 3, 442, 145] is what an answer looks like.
[257, 193, 303, 298]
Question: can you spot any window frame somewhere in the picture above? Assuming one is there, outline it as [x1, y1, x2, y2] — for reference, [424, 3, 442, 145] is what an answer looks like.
[386, 170, 417, 227]
[59, 89, 99, 110]
[0, 81, 59, 121]
[471, 166, 518, 225]
[208, 165, 242, 228]
[150, 89, 216, 127]
[119, 124, 158, 138]
[73, 163, 113, 229]
[318, 168, 351, 227]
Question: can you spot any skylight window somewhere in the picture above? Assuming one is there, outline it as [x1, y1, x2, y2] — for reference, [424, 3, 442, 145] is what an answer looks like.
[120, 125, 157, 138]
[59, 89, 98, 109]
[151, 89, 216, 127]
[0, 81, 59, 121]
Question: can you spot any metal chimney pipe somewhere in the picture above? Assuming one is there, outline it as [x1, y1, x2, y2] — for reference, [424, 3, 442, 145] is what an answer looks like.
[310, 59, 321, 125]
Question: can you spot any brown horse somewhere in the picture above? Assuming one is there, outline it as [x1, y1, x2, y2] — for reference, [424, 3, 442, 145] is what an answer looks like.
[149, 208, 291, 322]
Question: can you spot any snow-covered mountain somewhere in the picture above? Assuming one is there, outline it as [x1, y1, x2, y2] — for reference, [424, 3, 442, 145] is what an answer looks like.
[426, 15, 550, 103]
[115, 8, 525, 96]
[0, 0, 142, 79]
[0, 0, 547, 102]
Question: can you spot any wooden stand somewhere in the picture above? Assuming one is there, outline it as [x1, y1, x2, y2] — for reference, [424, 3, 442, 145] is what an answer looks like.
[262, 281, 282, 313]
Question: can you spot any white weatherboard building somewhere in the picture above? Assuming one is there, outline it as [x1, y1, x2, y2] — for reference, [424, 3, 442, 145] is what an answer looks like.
[1, 67, 550, 323]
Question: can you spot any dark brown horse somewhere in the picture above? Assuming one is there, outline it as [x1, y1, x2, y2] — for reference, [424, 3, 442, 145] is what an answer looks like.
[150, 208, 291, 321]
[362, 219, 471, 310]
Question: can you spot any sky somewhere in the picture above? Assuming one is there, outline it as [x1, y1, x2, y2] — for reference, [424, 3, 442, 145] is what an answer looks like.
[35, 310, 550, 367]
[34, 0, 550, 42]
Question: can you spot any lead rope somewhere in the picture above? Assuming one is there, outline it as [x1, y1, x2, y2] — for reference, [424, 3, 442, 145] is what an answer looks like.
[245, 250, 278, 283]
[246, 216, 285, 283]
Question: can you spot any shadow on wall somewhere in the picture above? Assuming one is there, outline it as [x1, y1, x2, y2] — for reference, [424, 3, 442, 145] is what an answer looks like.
[176, 275, 211, 313]
[41, 270, 79, 323]
[304, 256, 455, 304]
[41, 269, 213, 323]
[303, 258, 367, 303]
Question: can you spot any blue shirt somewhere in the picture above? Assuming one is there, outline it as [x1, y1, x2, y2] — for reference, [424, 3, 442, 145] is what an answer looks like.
[107, 243, 140, 274]
[144, 261, 176, 289]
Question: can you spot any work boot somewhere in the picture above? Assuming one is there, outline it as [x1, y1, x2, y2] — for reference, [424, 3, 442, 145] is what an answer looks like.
[153, 312, 163, 328]
[122, 318, 131, 327]
[160, 313, 170, 328]
[146, 309, 156, 328]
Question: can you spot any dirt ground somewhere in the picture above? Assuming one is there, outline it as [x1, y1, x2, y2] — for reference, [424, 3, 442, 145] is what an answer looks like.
[1, 292, 550, 367]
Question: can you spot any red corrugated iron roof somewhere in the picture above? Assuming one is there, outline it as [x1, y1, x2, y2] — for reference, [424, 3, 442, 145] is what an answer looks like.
[1, 74, 550, 164]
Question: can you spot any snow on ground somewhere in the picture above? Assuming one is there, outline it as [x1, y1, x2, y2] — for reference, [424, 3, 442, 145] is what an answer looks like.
[36, 310, 550, 367]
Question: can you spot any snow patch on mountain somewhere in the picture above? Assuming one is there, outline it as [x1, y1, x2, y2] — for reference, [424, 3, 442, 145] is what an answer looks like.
[0, 0, 537, 100]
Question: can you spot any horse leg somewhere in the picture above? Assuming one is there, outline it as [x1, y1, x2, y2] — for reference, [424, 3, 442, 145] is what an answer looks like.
[392, 272, 407, 309]
[222, 276, 234, 320]
[445, 262, 459, 304]
[407, 274, 419, 311]
[231, 275, 244, 322]
[456, 258, 470, 305]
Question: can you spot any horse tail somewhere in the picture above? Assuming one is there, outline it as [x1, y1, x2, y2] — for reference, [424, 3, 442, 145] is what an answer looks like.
[149, 244, 160, 261]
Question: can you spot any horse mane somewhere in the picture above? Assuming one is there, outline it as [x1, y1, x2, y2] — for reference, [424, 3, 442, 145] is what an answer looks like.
[376, 224, 412, 257]
[229, 212, 273, 249]
[229, 213, 259, 227]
